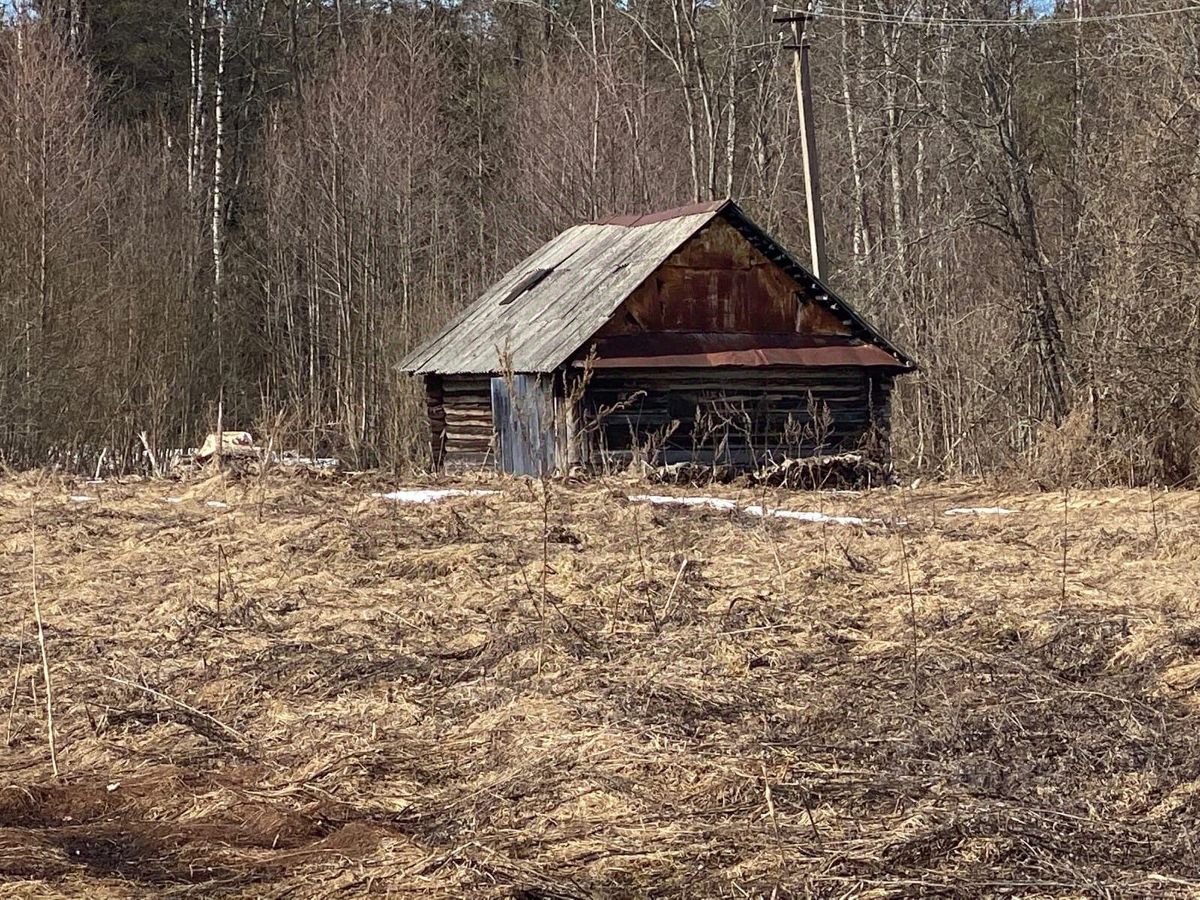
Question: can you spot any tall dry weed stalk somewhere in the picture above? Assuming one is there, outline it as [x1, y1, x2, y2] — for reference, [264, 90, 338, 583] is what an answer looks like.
[540, 478, 550, 620]
[138, 431, 162, 478]
[29, 497, 59, 777]
[631, 508, 659, 634]
[754, 475, 786, 591]
[896, 491, 919, 703]
[1150, 487, 1160, 551]
[5, 613, 25, 746]
[256, 415, 284, 522]
[762, 762, 787, 879]
[660, 559, 689, 626]
[1060, 485, 1070, 607]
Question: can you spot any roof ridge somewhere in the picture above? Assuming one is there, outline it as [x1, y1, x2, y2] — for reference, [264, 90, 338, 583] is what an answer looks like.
[595, 198, 730, 227]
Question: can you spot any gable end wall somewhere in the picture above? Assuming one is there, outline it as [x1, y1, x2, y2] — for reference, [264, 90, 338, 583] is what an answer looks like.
[595, 218, 850, 338]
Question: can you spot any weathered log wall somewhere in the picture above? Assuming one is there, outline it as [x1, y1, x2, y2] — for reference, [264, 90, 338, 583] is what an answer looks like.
[428, 368, 892, 474]
[427, 375, 494, 471]
[582, 367, 892, 469]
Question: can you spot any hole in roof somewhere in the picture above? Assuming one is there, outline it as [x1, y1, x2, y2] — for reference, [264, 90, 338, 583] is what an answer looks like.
[500, 267, 553, 305]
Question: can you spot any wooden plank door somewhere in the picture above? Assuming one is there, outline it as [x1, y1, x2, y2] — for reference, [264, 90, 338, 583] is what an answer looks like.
[490, 375, 556, 476]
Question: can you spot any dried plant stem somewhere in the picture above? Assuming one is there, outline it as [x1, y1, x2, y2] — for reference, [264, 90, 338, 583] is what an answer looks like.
[1060, 485, 1070, 605]
[215, 394, 224, 470]
[6, 613, 26, 746]
[762, 762, 787, 875]
[756, 473, 786, 590]
[767, 534, 786, 593]
[540, 479, 550, 620]
[257, 431, 275, 523]
[801, 787, 821, 842]
[1150, 486, 1160, 549]
[820, 494, 829, 572]
[898, 526, 919, 702]
[30, 517, 59, 777]
[631, 509, 658, 634]
[138, 430, 162, 478]
[659, 558, 688, 625]
[507, 538, 543, 623]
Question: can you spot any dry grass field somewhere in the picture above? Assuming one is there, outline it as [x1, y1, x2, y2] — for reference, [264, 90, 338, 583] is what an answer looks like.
[3, 470, 1200, 897]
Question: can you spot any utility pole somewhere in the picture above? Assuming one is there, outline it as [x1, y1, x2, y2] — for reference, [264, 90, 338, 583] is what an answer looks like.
[775, 4, 828, 281]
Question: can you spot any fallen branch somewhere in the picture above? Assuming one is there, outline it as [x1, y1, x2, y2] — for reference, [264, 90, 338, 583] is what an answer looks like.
[99, 674, 247, 744]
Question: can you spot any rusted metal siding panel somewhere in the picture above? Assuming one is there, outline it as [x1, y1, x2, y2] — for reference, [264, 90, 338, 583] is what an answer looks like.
[584, 345, 901, 368]
[575, 332, 905, 370]
[721, 205, 915, 367]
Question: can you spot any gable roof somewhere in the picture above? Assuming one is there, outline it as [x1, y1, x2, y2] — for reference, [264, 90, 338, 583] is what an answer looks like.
[399, 199, 914, 375]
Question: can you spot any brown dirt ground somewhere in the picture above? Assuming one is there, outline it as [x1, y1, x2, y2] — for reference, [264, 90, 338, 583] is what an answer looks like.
[2, 470, 1200, 897]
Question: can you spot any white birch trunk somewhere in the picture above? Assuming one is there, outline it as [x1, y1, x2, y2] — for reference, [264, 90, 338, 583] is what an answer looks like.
[189, 0, 207, 198]
[881, 19, 908, 275]
[212, 0, 227, 373]
[839, 11, 870, 261]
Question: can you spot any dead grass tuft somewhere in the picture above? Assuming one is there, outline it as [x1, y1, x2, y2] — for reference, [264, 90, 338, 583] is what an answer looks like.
[2, 473, 1200, 895]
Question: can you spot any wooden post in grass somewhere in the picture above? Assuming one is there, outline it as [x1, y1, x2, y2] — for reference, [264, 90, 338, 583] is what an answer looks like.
[775, 3, 828, 280]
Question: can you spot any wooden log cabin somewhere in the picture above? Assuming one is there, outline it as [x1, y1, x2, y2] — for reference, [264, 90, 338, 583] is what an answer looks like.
[400, 200, 915, 476]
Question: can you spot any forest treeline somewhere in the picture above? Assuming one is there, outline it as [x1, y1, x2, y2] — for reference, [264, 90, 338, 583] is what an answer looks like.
[1, 1, 1199, 482]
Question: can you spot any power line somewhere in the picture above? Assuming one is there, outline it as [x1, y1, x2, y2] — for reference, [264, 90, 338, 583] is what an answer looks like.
[799, 2, 1200, 27]
[812, 3, 1200, 27]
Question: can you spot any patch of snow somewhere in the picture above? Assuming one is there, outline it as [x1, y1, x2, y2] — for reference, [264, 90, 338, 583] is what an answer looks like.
[69, 495, 97, 503]
[628, 494, 739, 512]
[630, 494, 875, 527]
[164, 497, 183, 504]
[744, 505, 870, 526]
[944, 507, 1015, 516]
[205, 500, 230, 509]
[372, 489, 498, 504]
[279, 455, 340, 469]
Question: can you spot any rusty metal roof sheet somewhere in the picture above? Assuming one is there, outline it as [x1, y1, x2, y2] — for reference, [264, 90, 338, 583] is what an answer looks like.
[584, 345, 901, 369]
[573, 332, 907, 370]
[399, 200, 914, 375]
